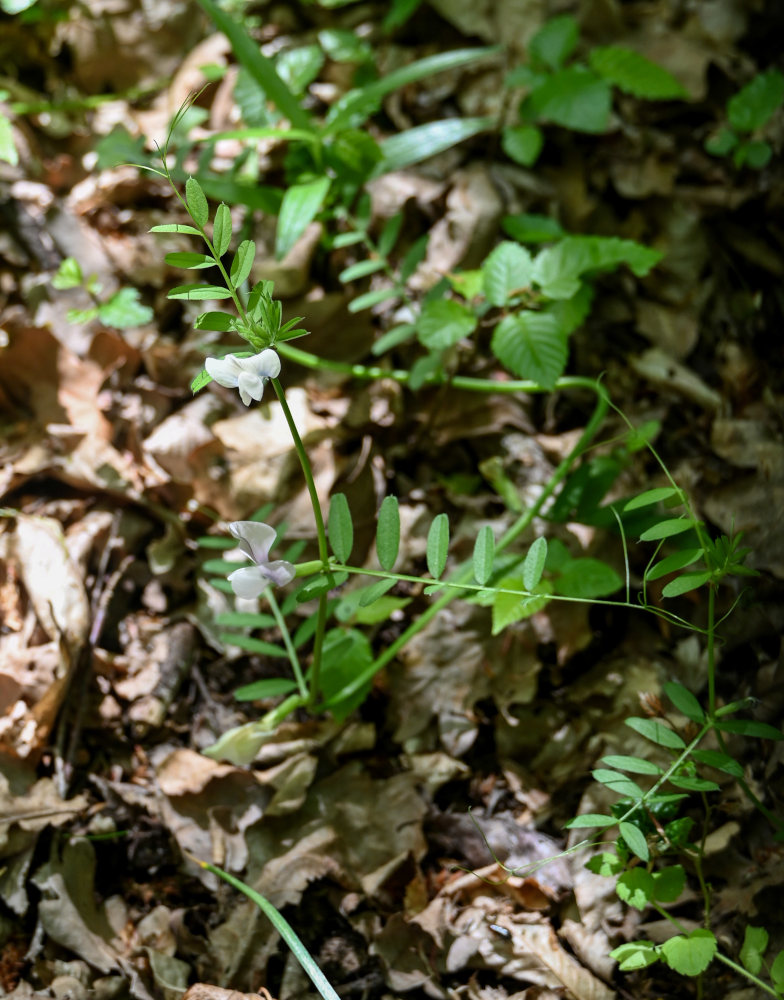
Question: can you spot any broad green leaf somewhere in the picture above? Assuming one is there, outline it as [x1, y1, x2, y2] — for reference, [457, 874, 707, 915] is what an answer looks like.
[164, 252, 215, 269]
[616, 869, 655, 909]
[619, 821, 649, 862]
[664, 682, 705, 723]
[528, 16, 578, 72]
[317, 628, 373, 721]
[646, 548, 704, 581]
[660, 929, 717, 977]
[491, 311, 566, 389]
[150, 223, 203, 235]
[544, 283, 594, 337]
[358, 577, 397, 607]
[230, 240, 256, 286]
[728, 68, 784, 133]
[417, 298, 477, 350]
[592, 768, 645, 799]
[624, 486, 679, 511]
[653, 865, 686, 902]
[501, 125, 543, 167]
[639, 518, 695, 542]
[716, 719, 782, 740]
[326, 128, 382, 179]
[738, 139, 772, 169]
[661, 571, 712, 598]
[191, 369, 213, 393]
[492, 577, 551, 634]
[473, 525, 495, 585]
[522, 536, 547, 591]
[772, 950, 784, 992]
[195, 311, 235, 332]
[427, 513, 449, 579]
[167, 284, 232, 300]
[705, 127, 738, 157]
[185, 177, 209, 228]
[376, 495, 400, 571]
[740, 926, 769, 975]
[555, 558, 622, 598]
[276, 177, 330, 260]
[52, 257, 84, 290]
[601, 755, 662, 775]
[377, 116, 493, 173]
[525, 67, 611, 133]
[97, 288, 153, 328]
[328, 493, 353, 563]
[533, 236, 662, 299]
[589, 46, 687, 99]
[277, 44, 324, 95]
[625, 716, 685, 749]
[339, 258, 387, 283]
[318, 28, 373, 64]
[610, 940, 660, 971]
[354, 594, 410, 625]
[234, 678, 298, 700]
[482, 242, 534, 306]
[502, 212, 566, 244]
[563, 814, 616, 829]
[212, 203, 232, 257]
[691, 749, 743, 777]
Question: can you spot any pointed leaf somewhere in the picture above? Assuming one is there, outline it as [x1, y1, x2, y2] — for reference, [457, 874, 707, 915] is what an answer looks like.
[150, 223, 203, 235]
[716, 719, 782, 740]
[376, 495, 400, 571]
[624, 486, 679, 511]
[167, 284, 233, 300]
[691, 749, 743, 777]
[164, 252, 215, 269]
[664, 681, 705, 723]
[640, 518, 695, 541]
[358, 577, 396, 607]
[473, 524, 495, 585]
[589, 45, 688, 99]
[427, 513, 449, 579]
[328, 493, 353, 563]
[377, 116, 493, 172]
[625, 716, 685, 749]
[592, 768, 645, 799]
[417, 298, 477, 350]
[276, 176, 330, 260]
[191, 369, 213, 393]
[619, 821, 649, 862]
[601, 755, 662, 775]
[646, 548, 704, 581]
[491, 311, 566, 389]
[481, 242, 533, 306]
[522, 536, 547, 591]
[662, 571, 712, 598]
[563, 814, 616, 829]
[195, 311, 235, 332]
[213, 202, 232, 257]
[234, 678, 298, 700]
[185, 176, 209, 228]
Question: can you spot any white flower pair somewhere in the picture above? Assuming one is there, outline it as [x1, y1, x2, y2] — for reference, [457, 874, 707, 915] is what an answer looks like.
[205, 349, 280, 406]
[227, 521, 296, 598]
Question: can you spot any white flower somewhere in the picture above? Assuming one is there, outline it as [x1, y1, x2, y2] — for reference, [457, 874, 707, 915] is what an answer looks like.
[205, 349, 281, 406]
[226, 520, 296, 598]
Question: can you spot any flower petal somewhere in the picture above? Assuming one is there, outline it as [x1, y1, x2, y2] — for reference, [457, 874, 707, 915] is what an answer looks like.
[205, 354, 243, 387]
[237, 370, 264, 406]
[248, 348, 281, 380]
[262, 559, 296, 587]
[229, 521, 276, 564]
[227, 565, 270, 599]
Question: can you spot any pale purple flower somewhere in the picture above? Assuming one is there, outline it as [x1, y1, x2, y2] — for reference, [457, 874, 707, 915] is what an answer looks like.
[205, 349, 281, 406]
[227, 520, 296, 598]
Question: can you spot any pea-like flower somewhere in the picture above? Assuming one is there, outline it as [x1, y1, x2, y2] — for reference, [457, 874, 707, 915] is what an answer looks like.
[205, 349, 281, 406]
[227, 520, 296, 597]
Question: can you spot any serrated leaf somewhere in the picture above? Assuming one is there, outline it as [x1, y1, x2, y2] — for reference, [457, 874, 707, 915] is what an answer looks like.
[376, 495, 400, 571]
[624, 486, 679, 511]
[427, 513, 449, 579]
[610, 941, 660, 971]
[728, 68, 784, 133]
[646, 548, 704, 581]
[716, 719, 782, 740]
[563, 813, 616, 829]
[164, 252, 215, 269]
[619, 821, 649, 862]
[185, 176, 209, 228]
[589, 46, 687, 99]
[533, 235, 662, 299]
[191, 369, 213, 393]
[150, 223, 204, 235]
[230, 239, 256, 287]
[501, 125, 543, 167]
[625, 716, 685, 749]
[662, 571, 712, 598]
[168, 284, 233, 300]
[528, 16, 578, 72]
[491, 311, 566, 389]
[482, 242, 534, 306]
[417, 298, 477, 350]
[616, 868, 655, 909]
[213, 203, 232, 257]
[740, 926, 769, 976]
[664, 682, 705, 723]
[601, 755, 662, 775]
[328, 493, 353, 563]
[639, 517, 695, 542]
[473, 525, 495, 585]
[522, 536, 547, 590]
[555, 558, 622, 598]
[660, 929, 717, 977]
[276, 176, 330, 260]
[234, 678, 298, 700]
[593, 768, 645, 799]
[526, 66, 611, 133]
[358, 577, 397, 607]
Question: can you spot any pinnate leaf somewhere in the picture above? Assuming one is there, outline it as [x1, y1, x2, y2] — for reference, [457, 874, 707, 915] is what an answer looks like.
[662, 571, 712, 598]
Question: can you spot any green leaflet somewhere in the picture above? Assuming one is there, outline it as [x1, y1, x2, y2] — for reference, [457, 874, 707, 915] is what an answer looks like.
[376, 496, 400, 572]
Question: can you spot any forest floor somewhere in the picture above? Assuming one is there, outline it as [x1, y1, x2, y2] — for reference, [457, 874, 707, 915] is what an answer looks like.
[1, 2, 783, 999]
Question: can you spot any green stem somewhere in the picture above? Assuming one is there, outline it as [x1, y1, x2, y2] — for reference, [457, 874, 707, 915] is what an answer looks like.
[707, 584, 716, 719]
[264, 587, 308, 700]
[272, 377, 329, 709]
[319, 379, 610, 710]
